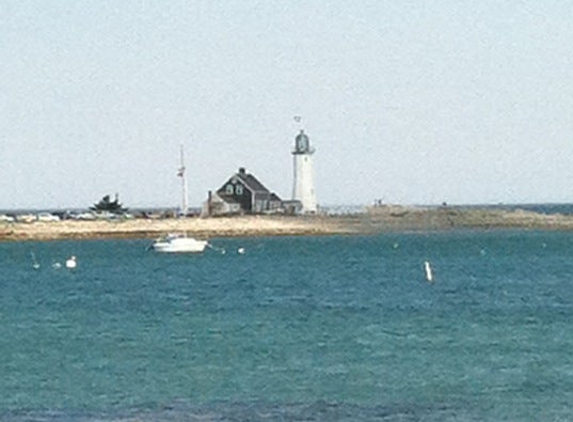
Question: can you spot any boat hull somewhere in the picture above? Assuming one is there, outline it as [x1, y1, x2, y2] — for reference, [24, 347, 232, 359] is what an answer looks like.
[151, 236, 208, 253]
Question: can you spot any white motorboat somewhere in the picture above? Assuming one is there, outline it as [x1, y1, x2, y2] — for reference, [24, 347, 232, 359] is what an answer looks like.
[151, 234, 209, 253]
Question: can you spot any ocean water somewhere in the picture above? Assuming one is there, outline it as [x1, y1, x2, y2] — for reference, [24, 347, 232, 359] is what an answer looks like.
[1, 231, 573, 421]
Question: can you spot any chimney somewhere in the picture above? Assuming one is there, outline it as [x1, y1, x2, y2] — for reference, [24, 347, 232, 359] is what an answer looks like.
[239, 167, 246, 175]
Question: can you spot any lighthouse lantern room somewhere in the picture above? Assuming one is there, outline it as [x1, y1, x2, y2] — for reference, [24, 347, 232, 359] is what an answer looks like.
[292, 130, 318, 213]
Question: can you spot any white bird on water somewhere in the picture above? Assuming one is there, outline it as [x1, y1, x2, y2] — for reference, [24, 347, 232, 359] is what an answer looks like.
[66, 256, 77, 269]
[424, 261, 434, 283]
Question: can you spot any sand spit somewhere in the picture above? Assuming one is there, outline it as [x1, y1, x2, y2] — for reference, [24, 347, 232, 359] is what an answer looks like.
[0, 215, 346, 242]
[1, 206, 573, 242]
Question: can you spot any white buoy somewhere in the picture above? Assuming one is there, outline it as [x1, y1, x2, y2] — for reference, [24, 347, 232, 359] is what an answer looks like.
[65, 256, 77, 269]
[30, 252, 40, 270]
[207, 243, 226, 254]
[237, 247, 245, 255]
[424, 261, 433, 283]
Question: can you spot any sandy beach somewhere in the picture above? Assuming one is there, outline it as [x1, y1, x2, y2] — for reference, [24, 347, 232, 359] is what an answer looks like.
[2, 206, 573, 242]
[0, 215, 344, 241]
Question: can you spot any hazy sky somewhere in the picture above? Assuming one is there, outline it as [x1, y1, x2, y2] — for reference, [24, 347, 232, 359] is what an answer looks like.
[2, 0, 573, 210]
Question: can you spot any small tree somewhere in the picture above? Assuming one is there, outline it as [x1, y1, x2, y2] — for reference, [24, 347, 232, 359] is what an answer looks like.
[90, 194, 128, 214]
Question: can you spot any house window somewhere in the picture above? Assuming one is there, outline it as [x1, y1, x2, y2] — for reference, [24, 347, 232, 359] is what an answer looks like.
[226, 184, 234, 194]
[236, 184, 244, 195]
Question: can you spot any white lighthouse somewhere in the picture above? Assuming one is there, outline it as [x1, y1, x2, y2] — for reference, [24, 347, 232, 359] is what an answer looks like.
[292, 129, 318, 213]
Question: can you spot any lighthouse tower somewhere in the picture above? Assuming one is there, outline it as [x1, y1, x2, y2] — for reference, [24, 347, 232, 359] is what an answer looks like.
[292, 130, 318, 213]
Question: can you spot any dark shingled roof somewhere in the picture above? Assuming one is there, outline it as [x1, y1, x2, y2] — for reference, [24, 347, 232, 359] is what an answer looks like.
[236, 171, 270, 193]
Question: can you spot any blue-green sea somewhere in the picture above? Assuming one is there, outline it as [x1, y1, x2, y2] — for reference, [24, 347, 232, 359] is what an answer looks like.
[2, 230, 573, 421]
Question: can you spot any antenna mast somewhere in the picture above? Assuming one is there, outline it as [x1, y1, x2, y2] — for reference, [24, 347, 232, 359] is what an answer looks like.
[178, 144, 189, 216]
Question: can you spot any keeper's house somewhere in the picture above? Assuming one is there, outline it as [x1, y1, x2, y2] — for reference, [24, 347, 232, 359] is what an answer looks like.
[203, 167, 301, 216]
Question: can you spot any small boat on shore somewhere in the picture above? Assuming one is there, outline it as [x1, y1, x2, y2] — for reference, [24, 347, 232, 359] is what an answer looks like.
[150, 234, 209, 253]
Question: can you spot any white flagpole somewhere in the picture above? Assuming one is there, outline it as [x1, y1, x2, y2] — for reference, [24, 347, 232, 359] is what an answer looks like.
[179, 144, 189, 216]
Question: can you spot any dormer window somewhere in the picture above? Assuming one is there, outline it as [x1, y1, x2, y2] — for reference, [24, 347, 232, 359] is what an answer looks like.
[236, 184, 244, 195]
[226, 184, 234, 194]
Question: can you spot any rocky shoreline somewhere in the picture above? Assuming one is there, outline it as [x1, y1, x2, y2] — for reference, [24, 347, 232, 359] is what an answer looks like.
[2, 206, 573, 242]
